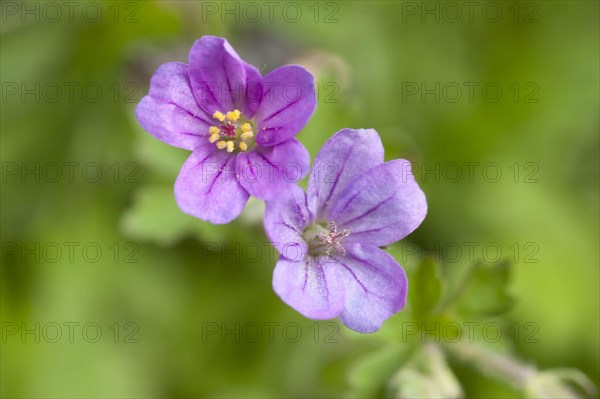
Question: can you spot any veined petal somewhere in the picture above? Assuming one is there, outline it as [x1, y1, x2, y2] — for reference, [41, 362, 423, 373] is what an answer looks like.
[254, 65, 316, 147]
[273, 255, 345, 320]
[330, 159, 427, 247]
[263, 185, 312, 259]
[334, 244, 408, 333]
[188, 36, 263, 118]
[236, 138, 309, 201]
[136, 62, 211, 151]
[174, 148, 249, 224]
[307, 128, 384, 219]
[243, 63, 263, 118]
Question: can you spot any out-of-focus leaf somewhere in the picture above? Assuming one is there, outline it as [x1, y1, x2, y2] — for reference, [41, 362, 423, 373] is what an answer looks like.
[409, 258, 442, 320]
[120, 184, 225, 246]
[120, 184, 191, 246]
[455, 260, 515, 316]
[127, 106, 189, 178]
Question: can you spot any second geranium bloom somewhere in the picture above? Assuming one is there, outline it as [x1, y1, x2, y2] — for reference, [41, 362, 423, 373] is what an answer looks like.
[264, 129, 428, 333]
[136, 36, 316, 223]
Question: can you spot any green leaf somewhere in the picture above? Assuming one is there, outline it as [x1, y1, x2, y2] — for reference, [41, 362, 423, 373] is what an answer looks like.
[409, 258, 442, 320]
[121, 184, 234, 246]
[127, 107, 189, 179]
[120, 184, 192, 246]
[455, 260, 515, 316]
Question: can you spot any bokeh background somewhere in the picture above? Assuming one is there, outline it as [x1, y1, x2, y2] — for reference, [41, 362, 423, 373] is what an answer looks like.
[1, 1, 598, 398]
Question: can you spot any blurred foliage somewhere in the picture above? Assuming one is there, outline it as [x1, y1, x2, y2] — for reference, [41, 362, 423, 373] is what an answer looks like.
[1, 1, 598, 398]
[409, 257, 442, 320]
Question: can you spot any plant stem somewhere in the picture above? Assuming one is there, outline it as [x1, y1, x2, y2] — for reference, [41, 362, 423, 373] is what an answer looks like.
[442, 340, 535, 389]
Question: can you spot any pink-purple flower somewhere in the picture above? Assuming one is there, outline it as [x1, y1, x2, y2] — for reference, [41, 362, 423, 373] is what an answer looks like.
[264, 129, 427, 333]
[136, 36, 316, 223]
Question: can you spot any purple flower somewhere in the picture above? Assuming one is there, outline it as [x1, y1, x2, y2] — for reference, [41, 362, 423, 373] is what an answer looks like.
[264, 129, 427, 333]
[136, 36, 316, 224]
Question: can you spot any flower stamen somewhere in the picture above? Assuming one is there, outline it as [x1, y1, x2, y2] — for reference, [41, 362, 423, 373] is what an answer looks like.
[208, 109, 255, 153]
[212, 111, 226, 122]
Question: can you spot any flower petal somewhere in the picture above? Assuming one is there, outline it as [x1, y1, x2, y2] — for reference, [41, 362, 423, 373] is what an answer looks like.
[334, 244, 408, 333]
[242, 63, 263, 118]
[174, 147, 249, 224]
[188, 36, 263, 118]
[236, 138, 310, 201]
[273, 255, 345, 320]
[254, 65, 316, 147]
[263, 185, 312, 258]
[330, 159, 427, 247]
[136, 62, 212, 150]
[307, 128, 384, 219]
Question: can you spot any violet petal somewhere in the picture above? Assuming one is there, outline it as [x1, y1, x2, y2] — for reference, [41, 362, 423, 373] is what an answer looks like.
[331, 159, 427, 247]
[307, 128, 384, 220]
[236, 138, 309, 201]
[335, 244, 408, 333]
[273, 255, 345, 320]
[254, 65, 316, 147]
[136, 62, 211, 150]
[174, 148, 249, 224]
[188, 36, 263, 118]
[263, 185, 312, 258]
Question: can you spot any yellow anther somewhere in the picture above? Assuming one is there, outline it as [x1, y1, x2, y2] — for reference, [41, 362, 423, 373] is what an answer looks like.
[227, 109, 241, 121]
[210, 112, 254, 152]
[213, 111, 225, 122]
[240, 131, 254, 141]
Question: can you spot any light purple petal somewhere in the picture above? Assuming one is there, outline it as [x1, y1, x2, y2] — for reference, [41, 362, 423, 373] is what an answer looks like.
[174, 148, 249, 224]
[243, 64, 263, 118]
[188, 36, 263, 118]
[254, 65, 316, 147]
[307, 128, 384, 219]
[273, 256, 345, 320]
[236, 139, 309, 201]
[136, 62, 211, 150]
[330, 159, 427, 247]
[334, 244, 408, 333]
[263, 185, 312, 258]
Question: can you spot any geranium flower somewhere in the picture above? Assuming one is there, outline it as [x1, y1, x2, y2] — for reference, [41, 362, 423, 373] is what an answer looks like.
[264, 129, 427, 333]
[136, 36, 316, 223]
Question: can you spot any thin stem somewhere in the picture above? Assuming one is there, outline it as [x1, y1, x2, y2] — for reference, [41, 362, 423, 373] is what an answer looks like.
[442, 340, 535, 389]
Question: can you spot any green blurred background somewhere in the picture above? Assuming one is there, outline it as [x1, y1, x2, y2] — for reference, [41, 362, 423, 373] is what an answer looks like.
[1, 1, 598, 397]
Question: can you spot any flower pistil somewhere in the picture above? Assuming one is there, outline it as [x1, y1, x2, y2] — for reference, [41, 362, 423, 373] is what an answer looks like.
[305, 221, 350, 257]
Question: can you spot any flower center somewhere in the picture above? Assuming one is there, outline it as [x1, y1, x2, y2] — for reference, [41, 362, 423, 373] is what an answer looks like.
[304, 221, 350, 257]
[209, 109, 255, 153]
